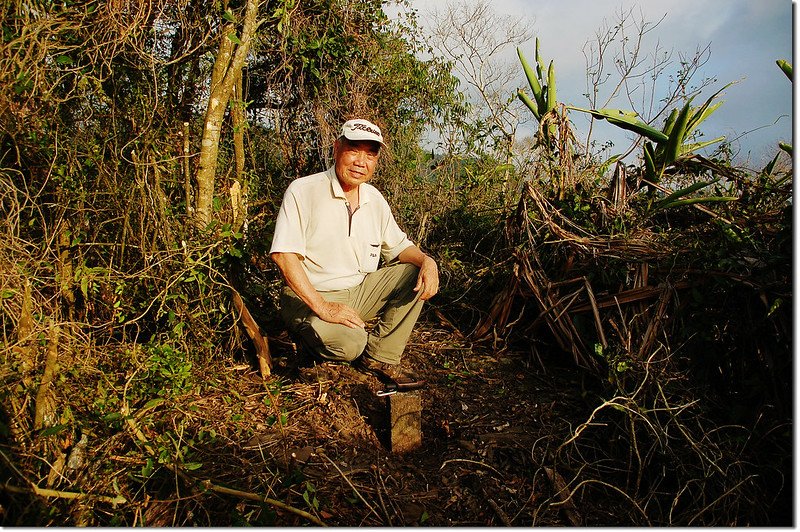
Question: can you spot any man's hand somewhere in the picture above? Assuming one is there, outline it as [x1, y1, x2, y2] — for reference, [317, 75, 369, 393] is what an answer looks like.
[272, 252, 365, 329]
[413, 255, 439, 301]
[316, 300, 366, 329]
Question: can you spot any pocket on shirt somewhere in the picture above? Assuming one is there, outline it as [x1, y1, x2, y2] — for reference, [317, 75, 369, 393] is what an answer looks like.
[362, 243, 381, 272]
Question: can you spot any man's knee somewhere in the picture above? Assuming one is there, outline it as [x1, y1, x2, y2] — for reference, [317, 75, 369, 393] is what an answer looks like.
[309, 319, 367, 361]
[385, 262, 421, 292]
[396, 261, 420, 278]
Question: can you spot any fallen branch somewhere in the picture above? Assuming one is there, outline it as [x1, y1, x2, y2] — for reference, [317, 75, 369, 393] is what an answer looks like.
[201, 480, 327, 527]
[1, 481, 126, 506]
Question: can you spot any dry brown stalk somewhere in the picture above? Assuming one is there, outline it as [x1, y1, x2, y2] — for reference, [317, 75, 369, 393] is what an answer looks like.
[636, 286, 672, 359]
[13, 279, 36, 380]
[583, 278, 607, 348]
[568, 281, 691, 313]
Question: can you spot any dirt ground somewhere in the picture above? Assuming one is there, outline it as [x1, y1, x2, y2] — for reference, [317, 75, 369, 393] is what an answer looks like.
[182, 318, 598, 527]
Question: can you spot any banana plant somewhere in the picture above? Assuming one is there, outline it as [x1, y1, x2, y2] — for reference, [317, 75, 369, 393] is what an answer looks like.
[517, 38, 557, 142]
[570, 82, 733, 183]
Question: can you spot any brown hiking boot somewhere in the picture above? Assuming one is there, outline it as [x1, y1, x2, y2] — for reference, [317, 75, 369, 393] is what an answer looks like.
[354, 356, 426, 391]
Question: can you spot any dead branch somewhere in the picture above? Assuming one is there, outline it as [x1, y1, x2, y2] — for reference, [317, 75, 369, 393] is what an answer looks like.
[231, 288, 272, 377]
[200, 480, 327, 527]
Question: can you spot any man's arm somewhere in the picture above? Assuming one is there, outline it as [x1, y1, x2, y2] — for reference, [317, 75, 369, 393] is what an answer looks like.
[270, 252, 365, 329]
[397, 246, 439, 301]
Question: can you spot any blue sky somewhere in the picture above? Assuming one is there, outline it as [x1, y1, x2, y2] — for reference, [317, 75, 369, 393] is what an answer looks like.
[389, 0, 793, 166]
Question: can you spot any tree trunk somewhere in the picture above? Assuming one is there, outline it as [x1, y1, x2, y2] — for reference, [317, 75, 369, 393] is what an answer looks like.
[194, 0, 259, 229]
[231, 70, 247, 234]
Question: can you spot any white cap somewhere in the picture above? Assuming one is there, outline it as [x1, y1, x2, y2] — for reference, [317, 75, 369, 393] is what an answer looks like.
[340, 119, 385, 146]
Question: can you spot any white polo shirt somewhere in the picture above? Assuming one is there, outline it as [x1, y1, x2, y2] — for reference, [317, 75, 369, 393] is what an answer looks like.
[270, 167, 414, 291]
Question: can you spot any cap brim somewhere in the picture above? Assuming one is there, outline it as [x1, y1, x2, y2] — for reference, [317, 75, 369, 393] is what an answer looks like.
[342, 132, 385, 146]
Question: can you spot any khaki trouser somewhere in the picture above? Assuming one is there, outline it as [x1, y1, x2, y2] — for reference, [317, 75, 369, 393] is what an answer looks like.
[279, 263, 424, 364]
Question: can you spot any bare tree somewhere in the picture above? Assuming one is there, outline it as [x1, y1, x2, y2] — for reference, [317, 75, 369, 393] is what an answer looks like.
[581, 6, 715, 161]
[428, 0, 534, 156]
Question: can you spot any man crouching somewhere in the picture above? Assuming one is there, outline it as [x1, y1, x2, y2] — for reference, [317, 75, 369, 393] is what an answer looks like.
[269, 118, 438, 388]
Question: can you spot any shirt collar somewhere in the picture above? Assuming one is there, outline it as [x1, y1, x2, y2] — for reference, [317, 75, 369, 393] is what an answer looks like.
[326, 166, 371, 205]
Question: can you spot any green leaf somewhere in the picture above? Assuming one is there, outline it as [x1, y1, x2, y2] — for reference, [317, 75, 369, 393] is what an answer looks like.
[777, 59, 792, 80]
[664, 96, 695, 164]
[661, 108, 679, 137]
[779, 142, 792, 156]
[222, 9, 236, 23]
[656, 196, 737, 211]
[545, 60, 556, 112]
[571, 106, 669, 144]
[227, 32, 242, 45]
[142, 398, 165, 411]
[685, 101, 723, 137]
[643, 141, 658, 182]
[39, 424, 68, 436]
[680, 136, 725, 156]
[183, 462, 203, 471]
[767, 297, 784, 317]
[762, 153, 780, 176]
[654, 179, 717, 207]
[517, 47, 543, 102]
[517, 89, 540, 120]
[535, 38, 546, 79]
[684, 82, 733, 136]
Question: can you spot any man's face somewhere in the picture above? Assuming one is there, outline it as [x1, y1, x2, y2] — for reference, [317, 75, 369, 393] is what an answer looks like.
[334, 138, 380, 192]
